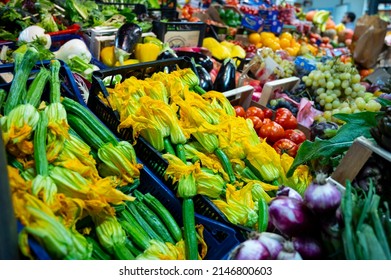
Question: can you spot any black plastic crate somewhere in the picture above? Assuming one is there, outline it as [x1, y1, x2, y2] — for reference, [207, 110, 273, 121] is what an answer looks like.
[96, 1, 178, 20]
[87, 57, 253, 241]
[152, 20, 206, 48]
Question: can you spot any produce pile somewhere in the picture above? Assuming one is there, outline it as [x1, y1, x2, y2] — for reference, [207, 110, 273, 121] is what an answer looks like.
[1, 0, 391, 261]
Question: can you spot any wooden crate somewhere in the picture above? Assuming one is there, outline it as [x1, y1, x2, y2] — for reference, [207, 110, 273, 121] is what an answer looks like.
[329, 136, 391, 190]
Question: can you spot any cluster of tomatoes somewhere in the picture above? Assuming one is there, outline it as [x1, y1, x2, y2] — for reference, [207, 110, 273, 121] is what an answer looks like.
[234, 105, 307, 157]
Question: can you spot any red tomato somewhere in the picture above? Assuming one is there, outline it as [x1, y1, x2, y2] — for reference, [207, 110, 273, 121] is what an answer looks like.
[258, 121, 285, 143]
[234, 105, 246, 118]
[263, 118, 272, 125]
[275, 107, 293, 117]
[284, 129, 307, 144]
[275, 113, 298, 130]
[273, 139, 299, 157]
[246, 106, 265, 120]
[262, 108, 273, 119]
[247, 115, 263, 130]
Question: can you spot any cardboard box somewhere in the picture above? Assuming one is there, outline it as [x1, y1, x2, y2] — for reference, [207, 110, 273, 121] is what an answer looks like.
[82, 27, 156, 61]
[259, 10, 279, 21]
[241, 14, 264, 32]
[263, 19, 283, 35]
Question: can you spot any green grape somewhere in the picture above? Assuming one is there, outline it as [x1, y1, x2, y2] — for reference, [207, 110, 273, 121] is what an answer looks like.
[305, 78, 313, 87]
[317, 88, 325, 95]
[324, 103, 333, 110]
[340, 107, 352, 114]
[319, 99, 326, 106]
[319, 93, 327, 100]
[326, 81, 335, 90]
[365, 100, 381, 112]
[333, 79, 341, 87]
[323, 110, 332, 120]
[351, 74, 361, 83]
[341, 80, 350, 89]
[355, 97, 366, 110]
[332, 99, 341, 109]
[325, 95, 334, 103]
[344, 86, 352, 94]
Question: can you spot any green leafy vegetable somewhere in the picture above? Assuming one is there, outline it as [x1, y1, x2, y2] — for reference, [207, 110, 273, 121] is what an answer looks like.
[287, 111, 383, 177]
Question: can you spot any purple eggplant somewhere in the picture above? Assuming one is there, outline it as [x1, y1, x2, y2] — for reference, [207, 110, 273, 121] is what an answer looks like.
[196, 64, 213, 91]
[213, 58, 236, 92]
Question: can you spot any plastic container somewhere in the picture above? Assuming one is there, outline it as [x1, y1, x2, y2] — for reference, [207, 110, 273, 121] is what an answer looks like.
[138, 162, 241, 260]
[0, 60, 81, 101]
[95, 0, 178, 20]
[86, 58, 253, 241]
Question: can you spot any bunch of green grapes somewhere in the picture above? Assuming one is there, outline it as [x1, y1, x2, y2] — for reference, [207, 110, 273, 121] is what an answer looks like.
[257, 47, 296, 78]
[302, 58, 381, 122]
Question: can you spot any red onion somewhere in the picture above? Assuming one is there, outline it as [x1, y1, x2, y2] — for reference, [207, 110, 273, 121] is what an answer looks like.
[268, 196, 315, 237]
[276, 185, 303, 201]
[277, 241, 302, 260]
[230, 239, 271, 260]
[257, 232, 286, 259]
[292, 236, 324, 260]
[304, 173, 341, 214]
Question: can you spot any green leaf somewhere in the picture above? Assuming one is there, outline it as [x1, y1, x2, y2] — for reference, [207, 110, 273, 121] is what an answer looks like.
[376, 97, 391, 107]
[287, 112, 382, 177]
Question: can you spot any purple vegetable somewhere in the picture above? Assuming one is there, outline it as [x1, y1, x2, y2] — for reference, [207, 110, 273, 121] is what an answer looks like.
[268, 196, 315, 237]
[304, 173, 341, 214]
[277, 241, 302, 260]
[230, 239, 271, 260]
[257, 232, 286, 259]
[276, 185, 303, 201]
[292, 236, 324, 260]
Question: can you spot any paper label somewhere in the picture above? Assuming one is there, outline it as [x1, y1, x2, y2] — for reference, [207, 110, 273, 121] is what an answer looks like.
[164, 31, 200, 48]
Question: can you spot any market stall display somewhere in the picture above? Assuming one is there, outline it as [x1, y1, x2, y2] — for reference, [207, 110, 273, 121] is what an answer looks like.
[1, 0, 391, 261]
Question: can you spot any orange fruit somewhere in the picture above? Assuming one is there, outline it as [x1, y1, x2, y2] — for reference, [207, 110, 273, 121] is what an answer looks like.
[256, 42, 263, 48]
[248, 33, 261, 45]
[260, 32, 275, 40]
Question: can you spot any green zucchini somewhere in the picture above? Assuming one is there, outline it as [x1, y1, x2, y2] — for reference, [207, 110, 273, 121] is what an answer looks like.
[143, 192, 183, 243]
[67, 114, 105, 151]
[50, 59, 61, 103]
[134, 199, 175, 244]
[257, 198, 268, 233]
[215, 148, 236, 183]
[163, 137, 176, 155]
[33, 111, 49, 176]
[4, 47, 39, 115]
[25, 67, 50, 108]
[118, 209, 152, 251]
[182, 198, 198, 260]
[0, 88, 6, 110]
[85, 236, 112, 260]
[61, 97, 118, 145]
[125, 201, 164, 242]
[175, 143, 187, 163]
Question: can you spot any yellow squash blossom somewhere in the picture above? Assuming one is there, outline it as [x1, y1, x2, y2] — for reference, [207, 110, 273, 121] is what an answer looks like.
[136, 239, 186, 260]
[244, 140, 282, 183]
[97, 141, 142, 185]
[45, 103, 70, 162]
[280, 153, 312, 195]
[202, 90, 236, 116]
[212, 183, 258, 227]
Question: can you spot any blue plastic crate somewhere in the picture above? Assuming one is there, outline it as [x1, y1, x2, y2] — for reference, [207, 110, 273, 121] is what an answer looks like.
[0, 60, 82, 103]
[137, 161, 241, 260]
